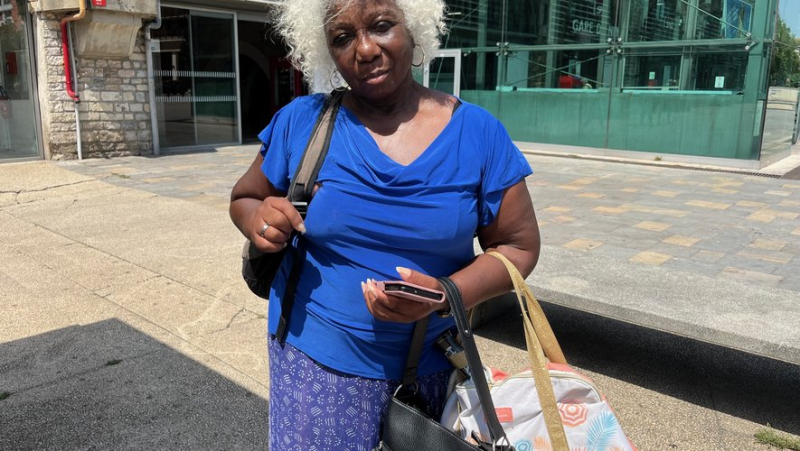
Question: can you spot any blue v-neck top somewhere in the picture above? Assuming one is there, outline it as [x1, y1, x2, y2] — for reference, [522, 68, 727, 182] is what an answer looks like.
[259, 93, 532, 379]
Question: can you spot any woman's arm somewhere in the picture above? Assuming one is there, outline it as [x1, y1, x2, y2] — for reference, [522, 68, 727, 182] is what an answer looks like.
[452, 180, 540, 309]
[230, 153, 306, 253]
[363, 179, 540, 321]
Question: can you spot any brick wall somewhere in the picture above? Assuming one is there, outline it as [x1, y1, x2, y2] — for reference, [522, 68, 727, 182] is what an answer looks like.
[36, 13, 152, 160]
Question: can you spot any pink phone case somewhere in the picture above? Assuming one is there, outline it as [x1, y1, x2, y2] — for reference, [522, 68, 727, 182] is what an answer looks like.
[376, 281, 446, 304]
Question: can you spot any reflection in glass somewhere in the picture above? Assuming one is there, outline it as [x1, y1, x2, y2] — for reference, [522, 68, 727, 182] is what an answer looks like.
[0, 0, 38, 160]
[191, 14, 237, 145]
[499, 50, 608, 89]
[695, 0, 754, 39]
[443, 1, 501, 48]
[550, 0, 618, 44]
[151, 7, 238, 149]
[444, 0, 619, 47]
[624, 54, 682, 89]
[459, 51, 498, 91]
[692, 52, 747, 90]
[428, 57, 457, 94]
[438, 0, 771, 161]
[628, 0, 688, 41]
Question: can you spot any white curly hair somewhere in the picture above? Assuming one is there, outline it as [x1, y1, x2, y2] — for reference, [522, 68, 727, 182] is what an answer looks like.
[271, 0, 448, 92]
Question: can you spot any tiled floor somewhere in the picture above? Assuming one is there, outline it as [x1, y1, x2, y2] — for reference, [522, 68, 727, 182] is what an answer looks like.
[59, 146, 800, 292]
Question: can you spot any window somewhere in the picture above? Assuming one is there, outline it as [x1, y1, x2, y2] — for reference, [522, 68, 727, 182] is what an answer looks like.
[692, 51, 747, 90]
[628, 0, 688, 42]
[695, 0, 754, 40]
[624, 53, 682, 89]
[550, 0, 620, 45]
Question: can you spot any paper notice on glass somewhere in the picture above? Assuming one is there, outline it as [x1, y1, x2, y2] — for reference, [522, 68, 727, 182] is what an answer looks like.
[649, 72, 656, 80]
[715, 76, 725, 88]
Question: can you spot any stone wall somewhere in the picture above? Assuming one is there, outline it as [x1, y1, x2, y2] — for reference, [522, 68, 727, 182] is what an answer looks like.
[36, 12, 152, 160]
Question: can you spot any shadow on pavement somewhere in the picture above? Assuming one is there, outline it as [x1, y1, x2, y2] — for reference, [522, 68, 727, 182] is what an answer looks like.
[0, 319, 268, 450]
[476, 303, 800, 437]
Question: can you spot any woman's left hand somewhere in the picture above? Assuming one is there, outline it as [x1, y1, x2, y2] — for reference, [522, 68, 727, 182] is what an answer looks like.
[362, 267, 448, 323]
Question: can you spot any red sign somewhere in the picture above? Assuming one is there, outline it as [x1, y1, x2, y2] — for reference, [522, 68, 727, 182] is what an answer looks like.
[92, 0, 106, 6]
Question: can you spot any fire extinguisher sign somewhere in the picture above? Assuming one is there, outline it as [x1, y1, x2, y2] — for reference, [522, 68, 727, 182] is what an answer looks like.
[92, 0, 107, 6]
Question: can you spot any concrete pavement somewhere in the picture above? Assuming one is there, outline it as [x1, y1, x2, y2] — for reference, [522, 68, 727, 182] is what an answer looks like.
[1, 147, 799, 449]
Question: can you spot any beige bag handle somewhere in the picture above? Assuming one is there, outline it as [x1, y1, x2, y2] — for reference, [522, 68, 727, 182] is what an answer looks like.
[486, 251, 569, 451]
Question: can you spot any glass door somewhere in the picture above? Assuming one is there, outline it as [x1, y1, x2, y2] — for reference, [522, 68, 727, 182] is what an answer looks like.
[424, 49, 462, 97]
[151, 7, 238, 149]
[0, 0, 39, 160]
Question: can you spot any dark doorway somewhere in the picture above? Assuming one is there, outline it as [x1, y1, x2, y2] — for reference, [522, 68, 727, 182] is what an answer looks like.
[239, 54, 271, 142]
[237, 20, 305, 143]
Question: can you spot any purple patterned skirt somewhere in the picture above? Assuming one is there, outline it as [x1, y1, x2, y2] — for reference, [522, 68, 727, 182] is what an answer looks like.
[268, 337, 451, 451]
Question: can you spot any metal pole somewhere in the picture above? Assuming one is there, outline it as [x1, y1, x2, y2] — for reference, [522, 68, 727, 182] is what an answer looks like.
[67, 22, 82, 160]
[145, 0, 162, 155]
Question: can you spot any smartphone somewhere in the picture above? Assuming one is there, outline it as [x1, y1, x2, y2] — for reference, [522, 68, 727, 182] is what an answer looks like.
[376, 281, 446, 304]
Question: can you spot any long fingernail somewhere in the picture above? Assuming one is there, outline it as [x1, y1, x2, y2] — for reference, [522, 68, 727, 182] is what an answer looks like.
[396, 267, 411, 278]
[298, 223, 307, 234]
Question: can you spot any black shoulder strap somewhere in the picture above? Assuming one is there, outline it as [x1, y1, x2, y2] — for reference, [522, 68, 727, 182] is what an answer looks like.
[400, 278, 512, 449]
[275, 90, 345, 343]
[438, 277, 512, 449]
[286, 90, 345, 218]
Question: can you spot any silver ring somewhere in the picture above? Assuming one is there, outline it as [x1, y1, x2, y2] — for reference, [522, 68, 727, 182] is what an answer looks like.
[258, 222, 270, 238]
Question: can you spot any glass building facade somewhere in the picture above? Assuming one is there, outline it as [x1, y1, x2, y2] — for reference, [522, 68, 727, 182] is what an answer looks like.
[435, 0, 778, 162]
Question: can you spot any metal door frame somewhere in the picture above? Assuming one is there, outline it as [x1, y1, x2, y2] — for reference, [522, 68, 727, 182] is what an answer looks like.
[423, 48, 461, 97]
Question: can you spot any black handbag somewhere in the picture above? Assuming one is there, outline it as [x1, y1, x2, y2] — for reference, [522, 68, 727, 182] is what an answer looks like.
[241, 91, 344, 301]
[375, 277, 515, 451]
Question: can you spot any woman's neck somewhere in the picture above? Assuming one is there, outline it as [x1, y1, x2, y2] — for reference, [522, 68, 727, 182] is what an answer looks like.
[345, 79, 423, 122]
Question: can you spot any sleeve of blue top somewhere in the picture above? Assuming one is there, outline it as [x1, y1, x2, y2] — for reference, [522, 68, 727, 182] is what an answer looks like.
[477, 116, 534, 227]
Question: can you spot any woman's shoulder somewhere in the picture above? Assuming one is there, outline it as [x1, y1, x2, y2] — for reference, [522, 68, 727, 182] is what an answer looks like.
[454, 98, 500, 124]
[280, 93, 328, 117]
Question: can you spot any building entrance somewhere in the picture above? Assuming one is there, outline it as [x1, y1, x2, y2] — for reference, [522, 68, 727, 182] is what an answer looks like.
[0, 0, 39, 161]
[150, 5, 303, 150]
[236, 19, 304, 143]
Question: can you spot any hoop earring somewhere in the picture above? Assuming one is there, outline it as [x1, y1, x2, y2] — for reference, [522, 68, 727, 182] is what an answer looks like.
[412, 44, 425, 67]
[329, 70, 348, 91]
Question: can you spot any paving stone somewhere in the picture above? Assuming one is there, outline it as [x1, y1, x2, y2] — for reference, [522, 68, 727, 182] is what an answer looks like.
[645, 242, 701, 259]
[691, 250, 726, 263]
[652, 190, 680, 197]
[629, 251, 672, 266]
[718, 267, 783, 287]
[735, 200, 768, 209]
[716, 253, 785, 275]
[592, 206, 628, 214]
[576, 192, 605, 199]
[661, 257, 723, 276]
[735, 250, 792, 265]
[634, 221, 673, 232]
[748, 239, 787, 252]
[663, 235, 701, 247]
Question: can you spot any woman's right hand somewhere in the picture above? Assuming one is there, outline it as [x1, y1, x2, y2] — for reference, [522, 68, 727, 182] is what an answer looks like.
[250, 196, 307, 253]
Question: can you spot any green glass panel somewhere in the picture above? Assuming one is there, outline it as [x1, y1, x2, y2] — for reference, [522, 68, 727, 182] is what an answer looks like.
[442, 0, 770, 161]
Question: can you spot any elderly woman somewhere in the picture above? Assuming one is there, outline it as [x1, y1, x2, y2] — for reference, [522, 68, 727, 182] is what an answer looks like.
[229, 0, 540, 448]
